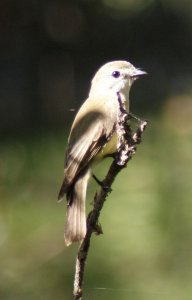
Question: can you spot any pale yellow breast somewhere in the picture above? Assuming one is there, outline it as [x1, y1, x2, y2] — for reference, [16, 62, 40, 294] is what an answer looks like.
[95, 132, 117, 160]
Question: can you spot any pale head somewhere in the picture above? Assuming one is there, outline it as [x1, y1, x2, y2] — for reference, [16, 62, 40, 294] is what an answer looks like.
[89, 60, 146, 96]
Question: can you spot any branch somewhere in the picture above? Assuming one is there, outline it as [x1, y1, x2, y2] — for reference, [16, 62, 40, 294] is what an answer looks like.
[73, 107, 148, 299]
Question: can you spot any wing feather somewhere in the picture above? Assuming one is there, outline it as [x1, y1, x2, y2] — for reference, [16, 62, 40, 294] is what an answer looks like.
[64, 118, 108, 186]
[58, 95, 118, 200]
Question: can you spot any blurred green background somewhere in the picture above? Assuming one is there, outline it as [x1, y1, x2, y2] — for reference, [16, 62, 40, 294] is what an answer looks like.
[1, 0, 192, 299]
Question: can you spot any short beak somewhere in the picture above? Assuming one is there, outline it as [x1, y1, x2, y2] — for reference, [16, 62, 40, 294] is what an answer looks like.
[131, 69, 147, 79]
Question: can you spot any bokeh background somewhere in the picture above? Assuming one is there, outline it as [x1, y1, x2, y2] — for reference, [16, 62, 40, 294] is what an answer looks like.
[1, 0, 192, 299]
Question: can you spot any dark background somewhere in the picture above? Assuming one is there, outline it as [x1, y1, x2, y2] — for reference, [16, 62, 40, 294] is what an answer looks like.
[1, 1, 192, 299]
[1, 0, 192, 134]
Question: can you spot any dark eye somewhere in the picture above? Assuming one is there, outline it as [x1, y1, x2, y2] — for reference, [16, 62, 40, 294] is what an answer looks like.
[112, 71, 120, 78]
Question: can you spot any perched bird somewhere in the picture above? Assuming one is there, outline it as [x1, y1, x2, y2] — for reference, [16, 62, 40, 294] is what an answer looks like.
[58, 60, 146, 246]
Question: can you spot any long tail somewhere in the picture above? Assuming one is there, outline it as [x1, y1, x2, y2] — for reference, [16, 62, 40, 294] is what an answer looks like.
[64, 170, 90, 246]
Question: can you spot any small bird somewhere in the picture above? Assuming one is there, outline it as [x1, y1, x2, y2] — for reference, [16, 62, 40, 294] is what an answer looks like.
[58, 60, 146, 246]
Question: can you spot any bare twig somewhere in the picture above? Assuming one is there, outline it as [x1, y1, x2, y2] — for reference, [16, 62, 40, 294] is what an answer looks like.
[73, 96, 148, 299]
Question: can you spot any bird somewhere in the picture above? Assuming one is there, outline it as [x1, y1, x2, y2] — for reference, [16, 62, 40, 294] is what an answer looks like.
[58, 60, 146, 246]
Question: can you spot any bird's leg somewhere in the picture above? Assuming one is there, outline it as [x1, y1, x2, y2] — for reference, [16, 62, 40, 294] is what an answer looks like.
[92, 174, 112, 193]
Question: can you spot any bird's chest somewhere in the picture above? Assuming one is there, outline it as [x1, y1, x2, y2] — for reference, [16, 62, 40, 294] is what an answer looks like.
[95, 92, 129, 160]
[96, 132, 118, 160]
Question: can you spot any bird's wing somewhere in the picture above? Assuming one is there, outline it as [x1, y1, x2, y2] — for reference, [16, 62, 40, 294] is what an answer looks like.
[65, 110, 112, 184]
[57, 89, 120, 201]
[58, 109, 114, 200]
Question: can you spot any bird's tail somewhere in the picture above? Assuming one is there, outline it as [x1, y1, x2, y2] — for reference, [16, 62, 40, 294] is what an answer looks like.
[64, 171, 90, 246]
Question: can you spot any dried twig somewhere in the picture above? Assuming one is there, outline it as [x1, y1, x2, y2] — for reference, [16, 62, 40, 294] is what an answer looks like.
[73, 96, 148, 299]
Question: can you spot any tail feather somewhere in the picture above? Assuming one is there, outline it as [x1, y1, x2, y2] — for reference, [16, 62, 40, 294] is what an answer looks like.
[64, 171, 90, 246]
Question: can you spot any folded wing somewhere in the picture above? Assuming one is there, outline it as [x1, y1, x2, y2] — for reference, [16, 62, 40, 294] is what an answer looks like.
[58, 110, 113, 200]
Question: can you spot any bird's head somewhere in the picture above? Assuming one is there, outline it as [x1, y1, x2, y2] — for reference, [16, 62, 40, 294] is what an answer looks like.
[90, 60, 146, 96]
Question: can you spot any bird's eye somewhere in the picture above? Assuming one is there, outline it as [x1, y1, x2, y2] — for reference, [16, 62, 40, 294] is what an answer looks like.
[112, 71, 120, 78]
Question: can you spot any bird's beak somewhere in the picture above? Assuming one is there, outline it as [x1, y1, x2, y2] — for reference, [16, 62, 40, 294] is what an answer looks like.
[130, 68, 147, 79]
